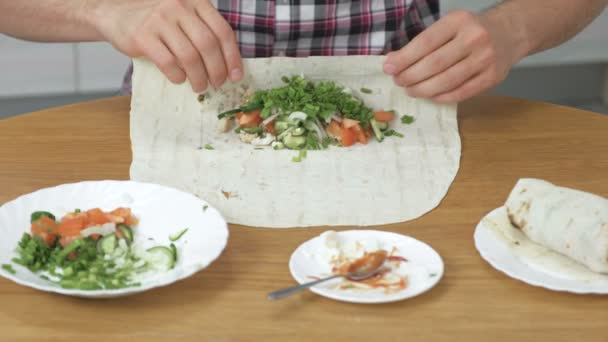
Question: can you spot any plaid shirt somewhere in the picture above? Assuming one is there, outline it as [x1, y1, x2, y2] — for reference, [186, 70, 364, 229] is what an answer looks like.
[122, 0, 439, 93]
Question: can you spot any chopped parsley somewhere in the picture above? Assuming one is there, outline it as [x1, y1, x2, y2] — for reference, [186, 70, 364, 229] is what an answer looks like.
[1, 264, 16, 275]
[384, 130, 404, 138]
[360, 87, 372, 94]
[204, 144, 214, 150]
[203, 205, 208, 212]
[401, 114, 415, 125]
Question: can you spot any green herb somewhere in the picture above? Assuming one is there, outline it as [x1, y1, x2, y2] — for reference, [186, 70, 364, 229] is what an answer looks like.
[281, 76, 290, 83]
[291, 150, 308, 163]
[429, 273, 437, 278]
[30, 211, 55, 223]
[254, 147, 264, 150]
[197, 94, 206, 103]
[74, 209, 81, 213]
[169, 228, 189, 242]
[401, 114, 415, 124]
[203, 205, 209, 212]
[40, 275, 50, 281]
[204, 144, 214, 150]
[384, 130, 404, 138]
[241, 127, 264, 135]
[218, 108, 242, 119]
[360, 87, 372, 94]
[1, 264, 15, 274]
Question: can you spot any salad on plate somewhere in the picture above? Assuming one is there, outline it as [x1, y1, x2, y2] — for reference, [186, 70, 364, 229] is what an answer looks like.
[4, 207, 181, 290]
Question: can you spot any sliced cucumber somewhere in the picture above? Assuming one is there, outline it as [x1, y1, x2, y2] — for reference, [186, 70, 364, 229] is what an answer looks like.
[98, 233, 117, 255]
[118, 224, 134, 244]
[170, 243, 178, 263]
[370, 119, 384, 142]
[283, 134, 306, 149]
[274, 120, 289, 133]
[169, 228, 188, 242]
[376, 121, 389, 131]
[146, 246, 175, 271]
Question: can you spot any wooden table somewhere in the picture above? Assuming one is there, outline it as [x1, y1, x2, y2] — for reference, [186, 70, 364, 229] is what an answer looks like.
[0, 95, 607, 341]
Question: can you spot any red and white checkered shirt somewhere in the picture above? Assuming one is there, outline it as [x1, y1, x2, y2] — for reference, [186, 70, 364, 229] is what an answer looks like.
[122, 0, 439, 93]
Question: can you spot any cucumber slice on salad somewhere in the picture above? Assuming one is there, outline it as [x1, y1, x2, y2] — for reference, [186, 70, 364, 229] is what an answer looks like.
[118, 224, 134, 244]
[97, 234, 117, 254]
[146, 246, 175, 271]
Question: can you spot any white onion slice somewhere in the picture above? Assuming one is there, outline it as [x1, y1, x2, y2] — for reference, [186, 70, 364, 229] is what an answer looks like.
[81, 222, 116, 237]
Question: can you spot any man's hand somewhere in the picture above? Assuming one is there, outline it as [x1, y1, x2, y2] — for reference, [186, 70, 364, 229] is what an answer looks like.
[93, 0, 243, 93]
[383, 10, 525, 103]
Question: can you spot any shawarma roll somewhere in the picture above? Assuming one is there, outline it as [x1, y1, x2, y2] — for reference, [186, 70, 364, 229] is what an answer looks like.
[506, 178, 608, 273]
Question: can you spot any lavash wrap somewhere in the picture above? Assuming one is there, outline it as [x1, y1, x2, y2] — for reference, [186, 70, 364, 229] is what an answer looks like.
[129, 56, 461, 228]
[506, 178, 608, 273]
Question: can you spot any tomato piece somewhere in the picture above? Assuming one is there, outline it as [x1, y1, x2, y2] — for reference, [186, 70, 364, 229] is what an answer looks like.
[58, 216, 87, 236]
[326, 120, 342, 138]
[31, 215, 58, 235]
[374, 111, 395, 122]
[342, 118, 360, 129]
[238, 110, 262, 128]
[341, 127, 356, 147]
[265, 120, 277, 135]
[351, 123, 368, 144]
[86, 208, 110, 226]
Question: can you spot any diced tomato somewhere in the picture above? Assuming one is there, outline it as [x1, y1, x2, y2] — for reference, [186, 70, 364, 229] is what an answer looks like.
[351, 124, 368, 144]
[108, 207, 138, 226]
[341, 127, 356, 147]
[326, 120, 342, 138]
[86, 208, 110, 226]
[265, 120, 277, 135]
[58, 216, 87, 237]
[31, 216, 58, 246]
[238, 110, 262, 128]
[374, 110, 395, 122]
[342, 118, 360, 129]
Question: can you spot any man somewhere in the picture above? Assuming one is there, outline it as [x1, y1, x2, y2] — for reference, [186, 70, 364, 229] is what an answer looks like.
[1, 0, 606, 103]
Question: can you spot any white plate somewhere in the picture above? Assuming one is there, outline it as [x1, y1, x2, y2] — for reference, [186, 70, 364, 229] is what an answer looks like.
[289, 230, 444, 303]
[0, 180, 229, 298]
[474, 206, 608, 294]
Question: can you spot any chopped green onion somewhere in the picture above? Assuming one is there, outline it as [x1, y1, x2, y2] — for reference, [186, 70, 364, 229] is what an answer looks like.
[401, 114, 415, 124]
[169, 228, 189, 242]
[218, 108, 241, 119]
[1, 264, 16, 275]
[384, 130, 404, 138]
[360, 87, 372, 94]
[204, 144, 214, 150]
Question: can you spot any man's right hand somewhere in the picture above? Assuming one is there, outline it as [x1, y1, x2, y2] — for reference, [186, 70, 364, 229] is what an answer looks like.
[92, 0, 243, 93]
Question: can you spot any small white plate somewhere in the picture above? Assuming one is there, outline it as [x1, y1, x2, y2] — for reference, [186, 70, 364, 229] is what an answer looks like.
[289, 230, 444, 303]
[474, 206, 608, 294]
[0, 180, 229, 298]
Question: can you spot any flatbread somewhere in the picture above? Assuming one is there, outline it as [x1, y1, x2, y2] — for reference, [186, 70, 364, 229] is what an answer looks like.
[506, 178, 608, 273]
[130, 56, 461, 228]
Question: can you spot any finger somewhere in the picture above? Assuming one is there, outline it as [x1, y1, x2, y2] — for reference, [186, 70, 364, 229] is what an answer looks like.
[196, 1, 243, 81]
[178, 13, 228, 88]
[432, 69, 495, 103]
[405, 49, 492, 98]
[383, 13, 466, 75]
[393, 38, 471, 88]
[138, 35, 187, 85]
[160, 25, 208, 92]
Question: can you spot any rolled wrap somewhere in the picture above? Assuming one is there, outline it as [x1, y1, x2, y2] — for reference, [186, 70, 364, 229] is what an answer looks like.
[506, 178, 608, 273]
